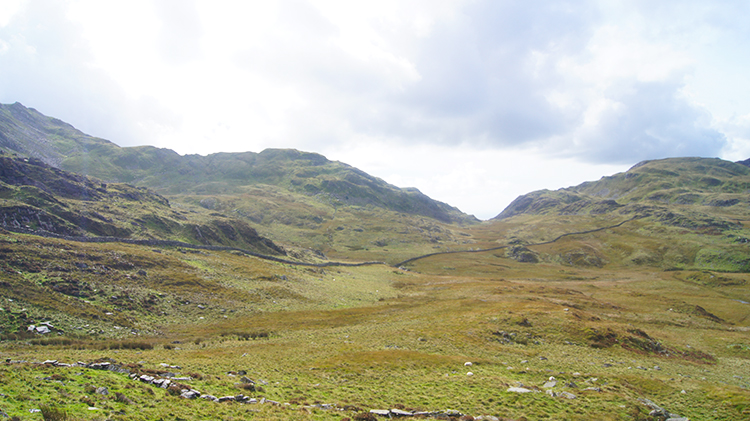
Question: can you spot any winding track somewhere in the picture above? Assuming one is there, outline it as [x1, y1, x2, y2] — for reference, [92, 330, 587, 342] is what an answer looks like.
[393, 215, 640, 267]
[5, 216, 639, 269]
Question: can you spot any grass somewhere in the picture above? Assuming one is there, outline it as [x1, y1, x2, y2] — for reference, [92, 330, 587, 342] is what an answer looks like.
[2, 156, 750, 419]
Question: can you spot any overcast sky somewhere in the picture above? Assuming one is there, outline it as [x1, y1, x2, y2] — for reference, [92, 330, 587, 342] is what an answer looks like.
[2, 0, 749, 219]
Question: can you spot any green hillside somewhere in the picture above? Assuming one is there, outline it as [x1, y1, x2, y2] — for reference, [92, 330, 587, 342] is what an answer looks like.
[0, 103, 476, 226]
[1, 104, 749, 420]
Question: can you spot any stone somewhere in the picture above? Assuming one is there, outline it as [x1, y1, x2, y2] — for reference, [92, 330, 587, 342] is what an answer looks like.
[180, 389, 201, 399]
[475, 416, 500, 421]
[95, 386, 109, 395]
[370, 409, 391, 416]
[35, 326, 51, 334]
[464, 362, 473, 366]
[507, 386, 533, 393]
[200, 394, 218, 402]
[559, 392, 577, 399]
[240, 376, 255, 384]
[390, 408, 414, 416]
[543, 381, 557, 388]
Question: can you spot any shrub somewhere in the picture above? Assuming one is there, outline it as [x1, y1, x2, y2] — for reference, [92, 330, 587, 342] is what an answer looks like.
[114, 392, 133, 404]
[39, 404, 69, 421]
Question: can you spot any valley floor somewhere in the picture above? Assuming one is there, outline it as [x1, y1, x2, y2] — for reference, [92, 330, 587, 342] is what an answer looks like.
[2, 245, 749, 420]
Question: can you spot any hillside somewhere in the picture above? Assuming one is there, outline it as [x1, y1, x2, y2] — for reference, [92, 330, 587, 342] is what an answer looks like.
[1, 104, 750, 420]
[481, 157, 750, 273]
[495, 157, 750, 220]
[0, 102, 476, 226]
[0, 153, 285, 255]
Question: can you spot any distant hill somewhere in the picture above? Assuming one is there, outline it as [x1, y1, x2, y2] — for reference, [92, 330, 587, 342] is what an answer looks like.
[0, 102, 476, 225]
[494, 157, 750, 224]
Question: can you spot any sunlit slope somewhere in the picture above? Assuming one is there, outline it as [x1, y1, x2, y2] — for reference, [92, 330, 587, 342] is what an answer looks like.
[481, 157, 750, 273]
[0, 102, 476, 225]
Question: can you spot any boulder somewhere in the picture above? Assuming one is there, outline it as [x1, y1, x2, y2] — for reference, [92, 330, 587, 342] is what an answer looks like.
[507, 387, 534, 393]
[180, 389, 201, 399]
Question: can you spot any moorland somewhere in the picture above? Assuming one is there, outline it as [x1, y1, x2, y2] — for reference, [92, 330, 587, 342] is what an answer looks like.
[0, 102, 749, 420]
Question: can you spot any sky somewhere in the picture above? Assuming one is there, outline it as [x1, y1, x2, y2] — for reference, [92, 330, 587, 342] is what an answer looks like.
[1, 0, 750, 220]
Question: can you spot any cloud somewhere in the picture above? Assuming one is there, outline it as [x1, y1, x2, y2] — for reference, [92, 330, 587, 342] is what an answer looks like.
[0, 0, 748, 216]
[0, 0, 181, 148]
[154, 0, 203, 65]
[570, 80, 725, 163]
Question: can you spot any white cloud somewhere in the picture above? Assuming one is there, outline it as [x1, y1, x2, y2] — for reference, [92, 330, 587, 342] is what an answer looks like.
[1, 0, 749, 218]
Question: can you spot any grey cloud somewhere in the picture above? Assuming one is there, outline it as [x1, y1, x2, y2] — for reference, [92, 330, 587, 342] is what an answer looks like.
[575, 80, 726, 163]
[353, 0, 597, 145]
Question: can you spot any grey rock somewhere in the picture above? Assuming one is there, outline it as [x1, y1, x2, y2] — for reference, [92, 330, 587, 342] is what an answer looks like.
[390, 408, 413, 416]
[507, 386, 534, 393]
[543, 381, 557, 388]
[95, 386, 108, 395]
[370, 409, 391, 416]
[180, 389, 201, 399]
[200, 394, 218, 402]
[559, 391, 577, 399]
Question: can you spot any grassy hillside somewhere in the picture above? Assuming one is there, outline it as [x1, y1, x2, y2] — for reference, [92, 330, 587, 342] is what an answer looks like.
[1, 105, 750, 420]
[0, 153, 285, 255]
[0, 103, 476, 226]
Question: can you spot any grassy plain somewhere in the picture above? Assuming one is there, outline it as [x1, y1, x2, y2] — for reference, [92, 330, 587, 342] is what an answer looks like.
[2, 216, 750, 420]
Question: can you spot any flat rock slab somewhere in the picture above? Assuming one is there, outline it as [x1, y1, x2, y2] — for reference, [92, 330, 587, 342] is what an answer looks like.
[390, 409, 414, 416]
[507, 387, 534, 393]
[370, 409, 391, 416]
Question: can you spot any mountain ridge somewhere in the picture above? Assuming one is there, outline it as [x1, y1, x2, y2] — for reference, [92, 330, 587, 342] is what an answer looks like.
[0, 102, 476, 225]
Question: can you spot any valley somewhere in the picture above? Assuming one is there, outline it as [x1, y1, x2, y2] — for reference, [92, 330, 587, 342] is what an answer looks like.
[1, 103, 749, 420]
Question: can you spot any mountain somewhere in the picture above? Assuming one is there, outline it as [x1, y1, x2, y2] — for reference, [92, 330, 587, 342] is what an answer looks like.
[488, 157, 750, 272]
[495, 157, 750, 222]
[0, 153, 285, 255]
[0, 102, 476, 225]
